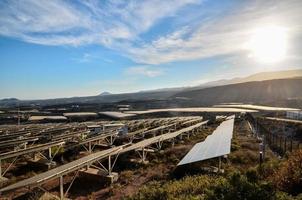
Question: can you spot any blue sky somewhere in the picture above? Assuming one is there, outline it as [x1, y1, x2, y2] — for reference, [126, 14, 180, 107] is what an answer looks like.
[0, 0, 302, 99]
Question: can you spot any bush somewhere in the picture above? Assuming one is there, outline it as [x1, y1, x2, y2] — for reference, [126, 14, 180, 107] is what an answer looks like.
[127, 175, 224, 200]
[120, 170, 134, 184]
[245, 167, 258, 183]
[257, 159, 279, 179]
[276, 192, 302, 200]
[240, 142, 259, 151]
[272, 150, 302, 195]
[229, 150, 258, 165]
[128, 172, 276, 200]
[231, 140, 240, 151]
[206, 172, 275, 200]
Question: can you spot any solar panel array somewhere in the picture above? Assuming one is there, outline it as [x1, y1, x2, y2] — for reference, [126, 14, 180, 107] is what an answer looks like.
[178, 116, 235, 166]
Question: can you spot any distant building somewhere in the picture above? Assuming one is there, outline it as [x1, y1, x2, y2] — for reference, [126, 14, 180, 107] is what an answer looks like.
[117, 105, 131, 112]
[286, 111, 302, 120]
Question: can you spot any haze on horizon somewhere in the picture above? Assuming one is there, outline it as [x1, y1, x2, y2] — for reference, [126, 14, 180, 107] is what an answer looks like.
[0, 0, 302, 100]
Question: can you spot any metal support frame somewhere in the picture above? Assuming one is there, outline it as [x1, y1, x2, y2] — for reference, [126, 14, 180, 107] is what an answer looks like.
[81, 144, 89, 153]
[48, 143, 64, 162]
[60, 175, 64, 200]
[105, 135, 117, 146]
[170, 138, 175, 147]
[88, 142, 92, 153]
[64, 171, 79, 197]
[0, 156, 18, 178]
[96, 152, 120, 176]
[48, 148, 52, 159]
[187, 131, 191, 139]
[37, 185, 48, 193]
[0, 120, 205, 198]
[127, 136, 134, 143]
[136, 148, 147, 162]
[17, 142, 65, 167]
[81, 142, 97, 154]
[155, 140, 163, 150]
[13, 142, 28, 151]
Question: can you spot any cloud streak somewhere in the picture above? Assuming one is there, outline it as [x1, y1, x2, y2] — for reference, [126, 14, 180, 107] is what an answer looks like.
[0, 0, 197, 46]
[0, 0, 301, 66]
[125, 66, 163, 77]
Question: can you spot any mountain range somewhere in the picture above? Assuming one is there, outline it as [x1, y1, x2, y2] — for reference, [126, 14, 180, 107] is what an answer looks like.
[1, 69, 302, 108]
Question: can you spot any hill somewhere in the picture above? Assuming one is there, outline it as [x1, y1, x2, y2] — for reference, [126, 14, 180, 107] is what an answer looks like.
[194, 69, 302, 89]
[172, 77, 302, 106]
[99, 92, 112, 96]
[1, 69, 302, 108]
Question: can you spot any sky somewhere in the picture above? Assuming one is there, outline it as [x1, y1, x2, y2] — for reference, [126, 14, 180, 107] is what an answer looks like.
[0, 0, 302, 100]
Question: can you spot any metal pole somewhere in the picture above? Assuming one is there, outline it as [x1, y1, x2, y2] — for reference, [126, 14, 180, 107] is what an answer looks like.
[218, 157, 221, 172]
[108, 155, 111, 175]
[60, 176, 64, 200]
[88, 142, 92, 153]
[48, 148, 52, 159]
[142, 149, 145, 163]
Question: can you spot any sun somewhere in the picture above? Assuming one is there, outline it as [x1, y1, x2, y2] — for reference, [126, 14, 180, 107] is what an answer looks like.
[247, 26, 288, 63]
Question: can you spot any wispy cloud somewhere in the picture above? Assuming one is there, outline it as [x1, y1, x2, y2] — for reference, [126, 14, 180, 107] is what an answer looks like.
[125, 66, 163, 77]
[0, 0, 301, 66]
[73, 52, 114, 64]
[0, 0, 198, 46]
[73, 53, 94, 63]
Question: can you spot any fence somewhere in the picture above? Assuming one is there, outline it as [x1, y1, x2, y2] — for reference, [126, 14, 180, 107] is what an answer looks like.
[246, 113, 301, 156]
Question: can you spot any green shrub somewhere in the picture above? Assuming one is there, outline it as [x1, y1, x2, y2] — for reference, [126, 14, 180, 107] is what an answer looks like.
[206, 172, 275, 200]
[231, 140, 240, 151]
[128, 172, 277, 200]
[257, 159, 279, 179]
[229, 150, 258, 165]
[245, 167, 258, 183]
[127, 175, 224, 200]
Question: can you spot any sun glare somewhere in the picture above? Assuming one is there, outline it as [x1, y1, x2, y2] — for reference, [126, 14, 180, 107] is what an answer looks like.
[247, 26, 288, 63]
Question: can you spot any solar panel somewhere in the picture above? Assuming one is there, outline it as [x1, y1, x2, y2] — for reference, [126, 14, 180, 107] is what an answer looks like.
[178, 118, 234, 166]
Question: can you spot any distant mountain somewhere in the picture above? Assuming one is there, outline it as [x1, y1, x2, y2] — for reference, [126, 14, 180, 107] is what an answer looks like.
[0, 98, 19, 102]
[99, 92, 111, 96]
[196, 69, 302, 89]
[0, 98, 20, 108]
[173, 77, 302, 105]
[1, 69, 302, 108]
[137, 69, 302, 93]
